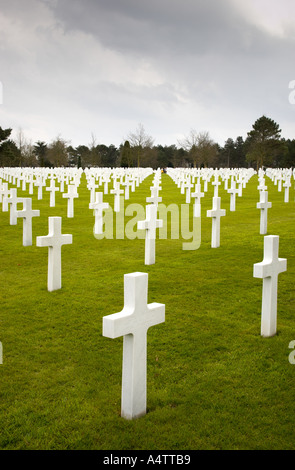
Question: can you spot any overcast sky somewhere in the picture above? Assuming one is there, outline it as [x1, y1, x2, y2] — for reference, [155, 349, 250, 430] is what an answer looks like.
[0, 0, 294, 149]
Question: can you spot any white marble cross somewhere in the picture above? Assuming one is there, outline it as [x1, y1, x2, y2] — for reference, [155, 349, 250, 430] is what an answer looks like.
[122, 176, 131, 200]
[89, 192, 110, 235]
[212, 174, 221, 197]
[46, 178, 59, 207]
[228, 179, 239, 212]
[206, 196, 226, 248]
[62, 184, 79, 218]
[103, 272, 165, 420]
[236, 174, 244, 197]
[183, 178, 193, 203]
[253, 235, 287, 337]
[103, 175, 111, 194]
[16, 198, 40, 246]
[1, 183, 10, 209]
[138, 204, 163, 265]
[110, 183, 124, 213]
[258, 178, 267, 192]
[146, 186, 162, 208]
[283, 178, 291, 203]
[4, 188, 19, 225]
[257, 190, 272, 235]
[27, 173, 35, 195]
[35, 177, 46, 200]
[36, 217, 72, 291]
[88, 178, 99, 204]
[191, 183, 204, 217]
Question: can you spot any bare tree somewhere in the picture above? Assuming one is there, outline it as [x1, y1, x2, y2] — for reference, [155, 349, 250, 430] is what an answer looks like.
[23, 140, 38, 167]
[127, 123, 154, 167]
[89, 133, 101, 166]
[47, 135, 69, 167]
[14, 127, 26, 166]
[178, 129, 217, 168]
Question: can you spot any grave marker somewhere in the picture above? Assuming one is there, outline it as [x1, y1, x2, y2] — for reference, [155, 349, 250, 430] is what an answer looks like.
[46, 179, 59, 207]
[110, 183, 124, 213]
[191, 183, 204, 217]
[62, 184, 79, 218]
[4, 188, 19, 225]
[138, 204, 163, 265]
[89, 192, 110, 235]
[228, 179, 239, 212]
[103, 272, 165, 419]
[36, 217, 72, 291]
[206, 196, 226, 248]
[16, 198, 40, 246]
[257, 190, 272, 235]
[253, 235, 287, 337]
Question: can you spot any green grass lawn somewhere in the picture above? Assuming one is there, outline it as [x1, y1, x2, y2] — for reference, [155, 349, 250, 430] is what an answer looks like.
[0, 169, 294, 450]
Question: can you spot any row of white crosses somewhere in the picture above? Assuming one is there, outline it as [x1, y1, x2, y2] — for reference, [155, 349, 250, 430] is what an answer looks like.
[0, 168, 82, 217]
[168, 168, 228, 248]
[87, 168, 155, 236]
[0, 167, 291, 421]
[0, 179, 72, 291]
[266, 168, 293, 203]
[138, 170, 163, 265]
[1, 184, 41, 246]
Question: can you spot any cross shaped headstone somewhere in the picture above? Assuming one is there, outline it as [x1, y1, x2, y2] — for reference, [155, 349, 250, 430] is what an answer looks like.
[103, 175, 111, 194]
[88, 178, 99, 204]
[146, 186, 162, 208]
[236, 174, 244, 197]
[4, 188, 20, 225]
[183, 178, 193, 203]
[283, 178, 291, 203]
[257, 190, 272, 235]
[122, 176, 131, 200]
[138, 204, 163, 265]
[62, 184, 79, 218]
[35, 177, 46, 200]
[46, 179, 59, 207]
[103, 272, 165, 419]
[191, 183, 204, 217]
[89, 192, 110, 235]
[253, 235, 287, 337]
[0, 182, 10, 207]
[228, 179, 239, 212]
[257, 179, 267, 192]
[212, 175, 221, 197]
[16, 198, 40, 246]
[21, 175, 27, 191]
[206, 196, 226, 248]
[110, 183, 124, 213]
[27, 173, 35, 195]
[36, 217, 73, 291]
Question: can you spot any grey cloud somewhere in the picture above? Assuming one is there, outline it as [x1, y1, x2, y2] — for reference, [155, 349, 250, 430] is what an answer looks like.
[1, 0, 294, 147]
[49, 0, 272, 57]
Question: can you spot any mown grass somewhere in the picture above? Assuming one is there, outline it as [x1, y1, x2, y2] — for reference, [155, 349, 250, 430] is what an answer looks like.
[0, 170, 294, 450]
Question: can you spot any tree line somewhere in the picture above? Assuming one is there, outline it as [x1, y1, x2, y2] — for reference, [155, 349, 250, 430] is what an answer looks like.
[0, 116, 294, 170]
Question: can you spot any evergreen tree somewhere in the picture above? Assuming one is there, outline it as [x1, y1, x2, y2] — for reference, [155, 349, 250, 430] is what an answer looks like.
[246, 115, 285, 169]
[120, 140, 132, 167]
[33, 141, 48, 167]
